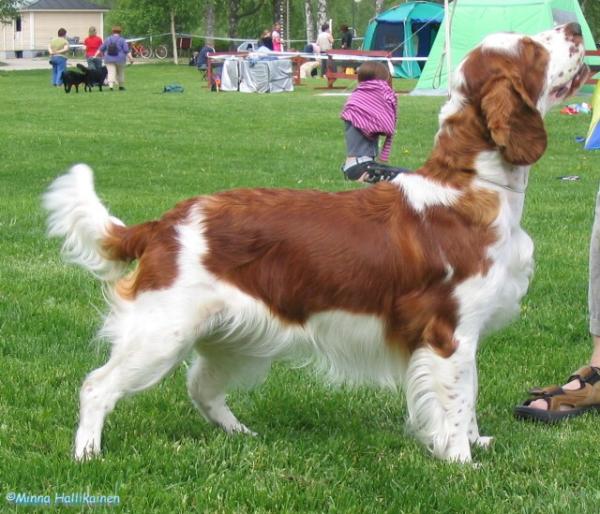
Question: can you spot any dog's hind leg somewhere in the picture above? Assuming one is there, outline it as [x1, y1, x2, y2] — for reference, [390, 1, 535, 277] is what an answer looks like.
[187, 351, 271, 435]
[405, 342, 477, 463]
[74, 298, 197, 461]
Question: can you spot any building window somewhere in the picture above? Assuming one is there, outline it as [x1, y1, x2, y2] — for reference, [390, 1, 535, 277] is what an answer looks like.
[15, 16, 22, 32]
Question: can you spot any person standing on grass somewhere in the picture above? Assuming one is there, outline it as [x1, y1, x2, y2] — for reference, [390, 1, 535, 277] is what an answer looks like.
[259, 29, 273, 51]
[272, 22, 283, 52]
[95, 26, 133, 91]
[84, 26, 103, 71]
[316, 23, 333, 52]
[340, 61, 397, 181]
[48, 28, 69, 87]
[340, 24, 353, 49]
[316, 23, 334, 77]
[515, 187, 600, 422]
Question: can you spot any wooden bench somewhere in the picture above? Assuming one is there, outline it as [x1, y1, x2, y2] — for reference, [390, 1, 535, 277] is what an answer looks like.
[585, 50, 600, 85]
[324, 50, 392, 88]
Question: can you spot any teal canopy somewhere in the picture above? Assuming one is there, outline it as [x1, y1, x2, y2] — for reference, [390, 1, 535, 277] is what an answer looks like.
[362, 2, 445, 78]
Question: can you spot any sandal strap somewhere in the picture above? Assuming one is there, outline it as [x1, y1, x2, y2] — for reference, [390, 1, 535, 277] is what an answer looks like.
[528, 385, 562, 396]
[567, 365, 600, 386]
[529, 367, 600, 396]
[545, 383, 600, 410]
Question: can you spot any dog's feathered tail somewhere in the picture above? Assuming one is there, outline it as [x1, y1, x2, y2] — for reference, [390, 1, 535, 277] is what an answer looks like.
[43, 164, 155, 282]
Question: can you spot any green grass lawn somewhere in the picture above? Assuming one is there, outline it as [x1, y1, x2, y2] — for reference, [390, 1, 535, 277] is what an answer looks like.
[2, 62, 600, 513]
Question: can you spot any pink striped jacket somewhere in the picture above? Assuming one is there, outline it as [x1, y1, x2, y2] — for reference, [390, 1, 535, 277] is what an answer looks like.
[340, 79, 397, 161]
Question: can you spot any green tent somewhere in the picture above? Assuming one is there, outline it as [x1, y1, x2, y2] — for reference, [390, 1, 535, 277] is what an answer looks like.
[414, 0, 598, 95]
[362, 2, 445, 78]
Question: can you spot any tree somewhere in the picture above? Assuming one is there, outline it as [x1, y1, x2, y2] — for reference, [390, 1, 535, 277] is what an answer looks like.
[316, 0, 328, 29]
[203, 0, 216, 41]
[271, 0, 282, 25]
[227, 0, 265, 49]
[109, 0, 203, 63]
[0, 0, 18, 22]
[583, 0, 600, 41]
[304, 0, 315, 42]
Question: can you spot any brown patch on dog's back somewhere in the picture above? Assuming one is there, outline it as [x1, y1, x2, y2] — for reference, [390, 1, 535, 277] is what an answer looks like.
[202, 183, 498, 356]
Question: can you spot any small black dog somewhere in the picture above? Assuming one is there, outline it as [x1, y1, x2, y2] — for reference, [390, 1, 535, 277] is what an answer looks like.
[76, 63, 108, 92]
[62, 69, 87, 93]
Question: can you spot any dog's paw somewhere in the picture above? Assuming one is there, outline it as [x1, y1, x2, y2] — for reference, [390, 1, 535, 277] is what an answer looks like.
[473, 436, 494, 449]
[227, 423, 258, 437]
[437, 436, 472, 463]
[74, 439, 101, 461]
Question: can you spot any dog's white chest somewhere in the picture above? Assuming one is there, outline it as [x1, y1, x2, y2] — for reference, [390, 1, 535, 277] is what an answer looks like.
[454, 209, 534, 340]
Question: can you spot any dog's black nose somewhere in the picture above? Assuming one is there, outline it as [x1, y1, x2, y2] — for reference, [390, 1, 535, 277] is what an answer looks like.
[566, 22, 582, 38]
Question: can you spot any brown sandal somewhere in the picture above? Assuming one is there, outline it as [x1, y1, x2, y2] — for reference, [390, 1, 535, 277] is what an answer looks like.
[514, 366, 600, 423]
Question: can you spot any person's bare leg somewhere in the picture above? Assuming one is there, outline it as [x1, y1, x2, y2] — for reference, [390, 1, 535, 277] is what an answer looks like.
[526, 189, 600, 411]
[590, 335, 600, 367]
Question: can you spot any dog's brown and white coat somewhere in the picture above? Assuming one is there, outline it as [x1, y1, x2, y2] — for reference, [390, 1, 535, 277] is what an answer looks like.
[44, 24, 588, 462]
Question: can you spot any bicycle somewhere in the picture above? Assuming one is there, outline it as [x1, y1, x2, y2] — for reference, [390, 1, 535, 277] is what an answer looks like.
[130, 41, 168, 60]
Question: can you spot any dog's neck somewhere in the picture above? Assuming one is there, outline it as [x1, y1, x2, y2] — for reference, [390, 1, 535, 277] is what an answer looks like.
[420, 98, 534, 224]
[473, 151, 529, 194]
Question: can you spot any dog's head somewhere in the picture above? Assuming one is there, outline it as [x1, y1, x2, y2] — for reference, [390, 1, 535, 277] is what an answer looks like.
[440, 23, 588, 166]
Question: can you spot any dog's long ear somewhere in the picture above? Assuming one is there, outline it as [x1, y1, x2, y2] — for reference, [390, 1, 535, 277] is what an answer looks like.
[480, 73, 547, 165]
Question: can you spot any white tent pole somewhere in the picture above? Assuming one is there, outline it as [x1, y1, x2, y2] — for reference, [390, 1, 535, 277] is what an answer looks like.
[444, 0, 452, 93]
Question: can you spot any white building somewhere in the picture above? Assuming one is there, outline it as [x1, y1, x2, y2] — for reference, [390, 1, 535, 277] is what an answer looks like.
[1, 0, 109, 59]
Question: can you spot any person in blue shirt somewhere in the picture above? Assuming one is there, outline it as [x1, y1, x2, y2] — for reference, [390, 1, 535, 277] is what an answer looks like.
[94, 26, 133, 91]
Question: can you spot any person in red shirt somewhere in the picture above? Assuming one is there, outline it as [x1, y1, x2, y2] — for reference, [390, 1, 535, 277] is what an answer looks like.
[84, 26, 103, 71]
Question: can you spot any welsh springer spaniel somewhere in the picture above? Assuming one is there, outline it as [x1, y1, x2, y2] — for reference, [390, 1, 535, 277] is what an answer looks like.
[44, 24, 588, 462]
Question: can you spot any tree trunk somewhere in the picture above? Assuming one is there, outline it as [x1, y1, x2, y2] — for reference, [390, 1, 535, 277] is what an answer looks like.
[170, 10, 178, 65]
[316, 0, 328, 29]
[204, 0, 215, 42]
[272, 0, 282, 23]
[228, 0, 240, 50]
[271, 0, 284, 45]
[375, 0, 385, 16]
[305, 0, 314, 42]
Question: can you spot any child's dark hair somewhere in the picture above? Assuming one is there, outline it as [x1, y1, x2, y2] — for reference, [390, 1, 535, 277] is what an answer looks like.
[357, 61, 391, 84]
[58, 28, 67, 37]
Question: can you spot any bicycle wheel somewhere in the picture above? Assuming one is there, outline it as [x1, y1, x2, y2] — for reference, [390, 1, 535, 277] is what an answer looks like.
[139, 45, 152, 59]
[154, 45, 168, 59]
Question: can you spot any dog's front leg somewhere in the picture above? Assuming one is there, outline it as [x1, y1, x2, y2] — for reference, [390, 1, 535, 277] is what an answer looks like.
[467, 362, 494, 449]
[406, 344, 475, 463]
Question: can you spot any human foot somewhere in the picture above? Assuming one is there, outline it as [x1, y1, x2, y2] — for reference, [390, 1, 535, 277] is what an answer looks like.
[514, 366, 600, 422]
